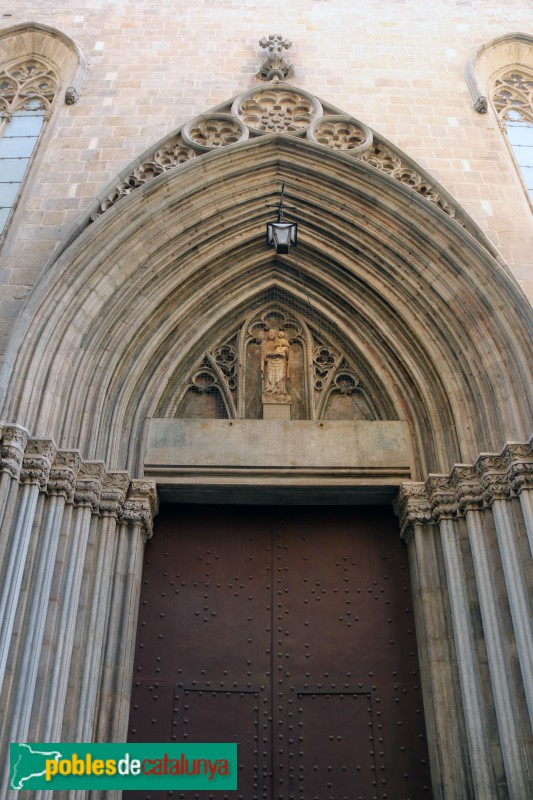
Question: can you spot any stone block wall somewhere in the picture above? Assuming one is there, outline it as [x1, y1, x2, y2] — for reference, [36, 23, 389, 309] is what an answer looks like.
[0, 0, 532, 361]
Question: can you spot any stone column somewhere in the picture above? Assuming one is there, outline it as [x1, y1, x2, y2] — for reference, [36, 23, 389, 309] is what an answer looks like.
[427, 475, 497, 799]
[395, 483, 473, 800]
[477, 454, 533, 731]
[62, 472, 130, 743]
[0, 438, 56, 689]
[95, 479, 158, 742]
[29, 462, 105, 750]
[0, 451, 80, 798]
[0, 424, 28, 532]
[506, 440, 533, 566]
[453, 466, 532, 799]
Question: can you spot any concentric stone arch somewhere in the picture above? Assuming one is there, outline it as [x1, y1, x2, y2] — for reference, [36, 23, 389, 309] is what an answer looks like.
[1, 132, 531, 478]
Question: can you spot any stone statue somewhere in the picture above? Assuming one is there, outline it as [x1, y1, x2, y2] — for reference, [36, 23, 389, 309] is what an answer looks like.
[261, 327, 290, 399]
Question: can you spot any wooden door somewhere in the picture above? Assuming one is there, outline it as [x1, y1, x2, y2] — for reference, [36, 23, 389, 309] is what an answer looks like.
[126, 505, 433, 800]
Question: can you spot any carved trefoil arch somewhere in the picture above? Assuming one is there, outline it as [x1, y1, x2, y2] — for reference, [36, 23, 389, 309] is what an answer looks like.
[156, 299, 390, 423]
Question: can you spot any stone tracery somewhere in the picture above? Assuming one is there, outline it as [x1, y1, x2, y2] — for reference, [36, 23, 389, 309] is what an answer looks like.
[0, 56, 58, 120]
[86, 82, 474, 234]
[167, 304, 381, 422]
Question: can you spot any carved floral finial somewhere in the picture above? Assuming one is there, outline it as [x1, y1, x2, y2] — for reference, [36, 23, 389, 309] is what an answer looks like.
[257, 34, 293, 81]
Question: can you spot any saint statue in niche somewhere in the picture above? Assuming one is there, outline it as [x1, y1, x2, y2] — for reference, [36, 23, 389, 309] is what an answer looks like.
[261, 327, 291, 401]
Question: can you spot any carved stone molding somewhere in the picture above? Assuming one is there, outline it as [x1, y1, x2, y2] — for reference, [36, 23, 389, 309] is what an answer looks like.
[307, 115, 373, 154]
[181, 114, 249, 152]
[359, 141, 465, 226]
[84, 83, 478, 237]
[231, 84, 322, 135]
[0, 423, 30, 480]
[99, 471, 131, 517]
[118, 479, 158, 538]
[426, 474, 457, 521]
[474, 454, 511, 504]
[393, 482, 432, 540]
[74, 462, 106, 511]
[396, 439, 533, 534]
[450, 465, 484, 514]
[20, 439, 56, 489]
[90, 135, 196, 221]
[257, 34, 293, 81]
[47, 450, 82, 501]
[505, 440, 533, 494]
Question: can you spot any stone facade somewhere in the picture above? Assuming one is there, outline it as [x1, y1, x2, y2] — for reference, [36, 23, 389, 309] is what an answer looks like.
[0, 2, 532, 799]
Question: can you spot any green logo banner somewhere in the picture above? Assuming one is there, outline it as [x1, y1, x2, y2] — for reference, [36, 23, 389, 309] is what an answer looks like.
[10, 742, 237, 790]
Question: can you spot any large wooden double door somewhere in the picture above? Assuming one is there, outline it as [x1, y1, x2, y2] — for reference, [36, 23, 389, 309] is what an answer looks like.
[127, 505, 433, 799]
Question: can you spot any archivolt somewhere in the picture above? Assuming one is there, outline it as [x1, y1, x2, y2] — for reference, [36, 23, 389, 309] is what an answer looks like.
[1, 134, 531, 477]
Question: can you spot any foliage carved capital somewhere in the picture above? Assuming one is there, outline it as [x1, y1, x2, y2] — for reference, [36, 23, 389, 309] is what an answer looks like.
[48, 450, 82, 500]
[118, 479, 158, 538]
[504, 440, 533, 494]
[74, 461, 106, 511]
[394, 482, 432, 540]
[426, 474, 458, 521]
[0, 423, 30, 480]
[20, 438, 57, 489]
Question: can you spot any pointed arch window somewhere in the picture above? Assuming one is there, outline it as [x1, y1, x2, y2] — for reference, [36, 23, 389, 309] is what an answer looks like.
[0, 57, 58, 233]
[492, 67, 533, 205]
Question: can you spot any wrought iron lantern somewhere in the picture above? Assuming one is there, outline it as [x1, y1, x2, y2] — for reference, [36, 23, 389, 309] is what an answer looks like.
[266, 183, 297, 254]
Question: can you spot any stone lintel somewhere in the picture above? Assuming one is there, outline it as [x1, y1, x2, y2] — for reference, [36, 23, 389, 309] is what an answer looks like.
[144, 419, 412, 501]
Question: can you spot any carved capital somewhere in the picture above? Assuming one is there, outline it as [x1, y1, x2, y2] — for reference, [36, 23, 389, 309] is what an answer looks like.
[99, 471, 130, 517]
[0, 423, 30, 480]
[118, 479, 158, 538]
[394, 482, 432, 540]
[504, 441, 533, 495]
[48, 450, 82, 501]
[475, 454, 510, 504]
[426, 474, 458, 521]
[20, 438, 56, 489]
[74, 461, 106, 511]
[449, 465, 484, 514]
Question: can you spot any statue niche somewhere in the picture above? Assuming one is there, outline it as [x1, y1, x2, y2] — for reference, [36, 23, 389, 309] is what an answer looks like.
[261, 327, 291, 399]
[169, 303, 381, 422]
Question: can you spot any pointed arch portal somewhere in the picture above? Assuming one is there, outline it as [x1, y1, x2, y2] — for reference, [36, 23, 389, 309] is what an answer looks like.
[0, 86, 532, 800]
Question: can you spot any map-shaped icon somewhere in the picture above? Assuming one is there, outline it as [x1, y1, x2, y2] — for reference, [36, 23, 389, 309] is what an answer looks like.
[10, 743, 63, 790]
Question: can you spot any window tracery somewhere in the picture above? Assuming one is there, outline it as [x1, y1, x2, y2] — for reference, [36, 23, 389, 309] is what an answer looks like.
[0, 56, 59, 234]
[161, 304, 383, 422]
[492, 67, 533, 205]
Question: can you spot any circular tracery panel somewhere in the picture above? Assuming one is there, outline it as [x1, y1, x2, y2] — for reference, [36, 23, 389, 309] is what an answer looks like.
[307, 115, 373, 154]
[231, 85, 322, 135]
[182, 113, 249, 152]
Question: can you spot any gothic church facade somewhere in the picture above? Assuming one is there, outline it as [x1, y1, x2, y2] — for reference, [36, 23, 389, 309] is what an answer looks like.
[0, 2, 532, 799]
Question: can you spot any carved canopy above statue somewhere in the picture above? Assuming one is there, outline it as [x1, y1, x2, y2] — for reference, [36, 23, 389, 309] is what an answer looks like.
[156, 301, 395, 422]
